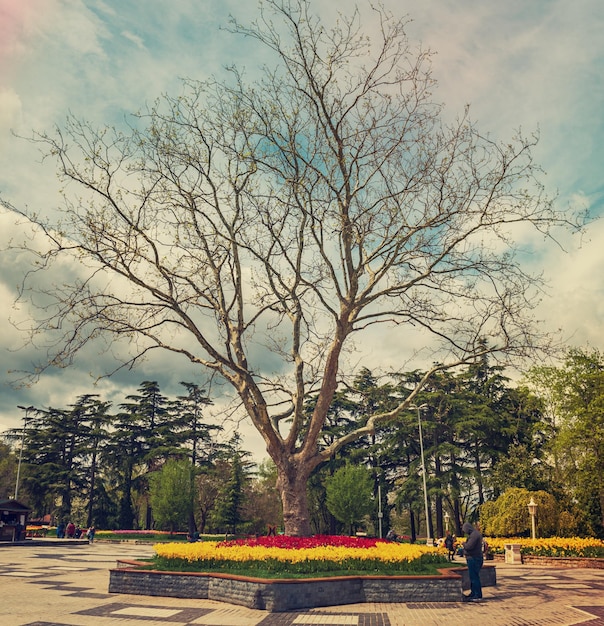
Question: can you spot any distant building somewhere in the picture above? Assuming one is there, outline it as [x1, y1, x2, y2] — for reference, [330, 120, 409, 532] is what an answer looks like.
[0, 499, 31, 541]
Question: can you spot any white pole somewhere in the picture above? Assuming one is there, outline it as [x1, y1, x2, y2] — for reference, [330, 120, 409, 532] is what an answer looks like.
[378, 483, 383, 539]
[417, 405, 431, 546]
[14, 406, 32, 501]
[528, 497, 538, 540]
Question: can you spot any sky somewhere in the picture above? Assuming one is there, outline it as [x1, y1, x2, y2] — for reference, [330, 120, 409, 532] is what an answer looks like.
[0, 0, 603, 461]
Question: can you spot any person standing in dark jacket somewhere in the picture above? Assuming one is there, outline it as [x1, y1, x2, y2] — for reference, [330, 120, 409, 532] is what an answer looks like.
[444, 530, 455, 561]
[461, 522, 483, 601]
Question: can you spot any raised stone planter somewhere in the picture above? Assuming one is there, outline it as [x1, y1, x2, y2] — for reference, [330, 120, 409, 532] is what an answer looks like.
[492, 553, 604, 569]
[109, 560, 497, 612]
[521, 555, 604, 568]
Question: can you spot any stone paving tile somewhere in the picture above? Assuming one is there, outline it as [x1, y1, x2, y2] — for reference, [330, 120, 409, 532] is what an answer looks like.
[74, 601, 214, 622]
[190, 606, 272, 625]
[258, 614, 390, 625]
[2, 541, 604, 626]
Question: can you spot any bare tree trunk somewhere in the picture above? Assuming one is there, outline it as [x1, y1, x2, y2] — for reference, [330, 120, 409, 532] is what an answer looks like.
[454, 499, 462, 535]
[409, 507, 417, 543]
[275, 459, 314, 536]
[473, 438, 485, 505]
[435, 494, 443, 539]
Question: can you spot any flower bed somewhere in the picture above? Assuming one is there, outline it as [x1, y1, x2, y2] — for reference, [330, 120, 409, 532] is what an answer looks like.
[26, 525, 49, 538]
[486, 537, 604, 558]
[152, 535, 448, 577]
[98, 530, 187, 540]
[95, 530, 225, 542]
[110, 535, 496, 610]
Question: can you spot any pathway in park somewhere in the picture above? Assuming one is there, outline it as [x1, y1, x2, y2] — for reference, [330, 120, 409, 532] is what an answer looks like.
[1, 540, 604, 625]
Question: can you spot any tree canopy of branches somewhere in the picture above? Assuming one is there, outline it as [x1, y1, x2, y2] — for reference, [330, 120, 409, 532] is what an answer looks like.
[3, 0, 582, 534]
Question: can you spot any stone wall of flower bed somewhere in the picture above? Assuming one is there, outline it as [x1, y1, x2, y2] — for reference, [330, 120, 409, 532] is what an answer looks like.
[108, 561, 496, 612]
[491, 554, 604, 569]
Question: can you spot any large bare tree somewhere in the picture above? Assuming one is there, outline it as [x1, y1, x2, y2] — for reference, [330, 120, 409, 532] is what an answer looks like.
[4, 0, 581, 534]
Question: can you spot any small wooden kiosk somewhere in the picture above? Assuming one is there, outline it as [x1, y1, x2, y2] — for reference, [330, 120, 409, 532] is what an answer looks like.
[0, 499, 31, 542]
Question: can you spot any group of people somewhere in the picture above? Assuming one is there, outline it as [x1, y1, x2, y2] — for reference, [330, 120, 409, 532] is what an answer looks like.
[56, 522, 96, 542]
[387, 522, 486, 602]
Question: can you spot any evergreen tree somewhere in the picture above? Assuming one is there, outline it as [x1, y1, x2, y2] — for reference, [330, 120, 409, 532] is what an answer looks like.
[70, 395, 112, 527]
[173, 382, 217, 468]
[106, 401, 145, 529]
[117, 381, 174, 529]
[20, 405, 87, 520]
[0, 442, 17, 501]
[171, 382, 218, 533]
[211, 436, 251, 534]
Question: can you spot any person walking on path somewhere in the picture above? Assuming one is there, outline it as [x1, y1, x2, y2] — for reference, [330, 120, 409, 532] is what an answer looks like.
[444, 530, 455, 561]
[461, 522, 483, 601]
[86, 526, 96, 543]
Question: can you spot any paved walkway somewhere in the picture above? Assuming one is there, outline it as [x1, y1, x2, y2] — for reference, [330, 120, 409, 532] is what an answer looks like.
[1, 540, 603, 625]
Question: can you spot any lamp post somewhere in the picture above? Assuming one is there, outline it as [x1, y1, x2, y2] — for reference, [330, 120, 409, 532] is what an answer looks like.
[411, 403, 431, 545]
[373, 449, 384, 539]
[377, 482, 383, 539]
[444, 511, 450, 532]
[527, 497, 537, 540]
[15, 405, 33, 501]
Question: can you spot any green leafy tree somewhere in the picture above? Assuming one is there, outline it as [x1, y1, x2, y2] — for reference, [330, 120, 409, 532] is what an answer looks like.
[489, 443, 547, 494]
[172, 382, 218, 534]
[479, 487, 558, 537]
[195, 470, 221, 534]
[5, 395, 113, 523]
[149, 458, 195, 532]
[372, 360, 544, 538]
[526, 348, 604, 536]
[325, 464, 374, 535]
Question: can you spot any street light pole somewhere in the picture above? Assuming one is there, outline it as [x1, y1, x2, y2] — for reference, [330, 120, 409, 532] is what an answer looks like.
[375, 451, 383, 539]
[528, 497, 538, 540]
[377, 483, 383, 539]
[412, 403, 431, 546]
[14, 406, 33, 501]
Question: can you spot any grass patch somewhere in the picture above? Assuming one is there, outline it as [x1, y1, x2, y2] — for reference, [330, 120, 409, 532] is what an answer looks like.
[144, 554, 454, 578]
[97, 532, 223, 542]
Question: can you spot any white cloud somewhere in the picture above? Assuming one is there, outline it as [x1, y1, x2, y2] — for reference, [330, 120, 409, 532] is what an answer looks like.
[537, 216, 604, 346]
[0, 0, 603, 459]
[121, 30, 146, 50]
